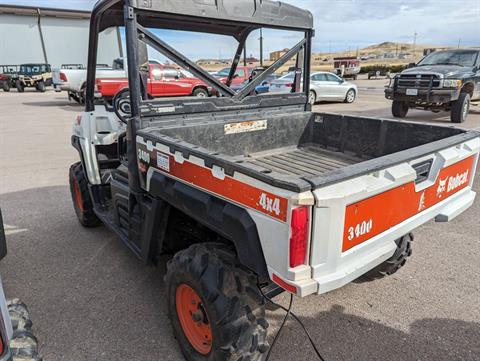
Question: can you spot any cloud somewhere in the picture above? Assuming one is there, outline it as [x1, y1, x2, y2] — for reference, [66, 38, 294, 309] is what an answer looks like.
[281, 0, 480, 52]
[1, 0, 478, 57]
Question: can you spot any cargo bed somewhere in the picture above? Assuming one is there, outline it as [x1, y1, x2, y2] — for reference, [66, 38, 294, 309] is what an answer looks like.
[138, 111, 475, 192]
[247, 145, 362, 177]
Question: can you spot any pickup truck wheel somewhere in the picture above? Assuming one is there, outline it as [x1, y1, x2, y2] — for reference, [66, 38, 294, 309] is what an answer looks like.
[35, 81, 46, 92]
[8, 298, 42, 361]
[2, 82, 10, 92]
[166, 243, 269, 361]
[344, 88, 356, 103]
[193, 88, 208, 97]
[69, 162, 101, 227]
[362, 233, 413, 280]
[450, 93, 470, 123]
[16, 80, 25, 93]
[391, 100, 409, 118]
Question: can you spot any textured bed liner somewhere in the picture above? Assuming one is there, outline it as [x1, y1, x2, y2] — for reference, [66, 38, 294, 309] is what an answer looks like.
[246, 145, 362, 176]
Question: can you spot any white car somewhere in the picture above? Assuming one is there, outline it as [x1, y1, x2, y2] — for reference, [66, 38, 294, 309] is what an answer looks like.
[269, 71, 358, 105]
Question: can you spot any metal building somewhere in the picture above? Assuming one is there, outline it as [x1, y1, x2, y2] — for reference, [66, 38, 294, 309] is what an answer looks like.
[0, 5, 123, 68]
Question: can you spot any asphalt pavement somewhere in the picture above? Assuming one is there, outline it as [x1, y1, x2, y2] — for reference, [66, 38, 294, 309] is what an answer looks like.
[0, 86, 479, 361]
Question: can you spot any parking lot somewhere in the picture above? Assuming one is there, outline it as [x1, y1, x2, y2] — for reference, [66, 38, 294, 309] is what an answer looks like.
[0, 85, 479, 360]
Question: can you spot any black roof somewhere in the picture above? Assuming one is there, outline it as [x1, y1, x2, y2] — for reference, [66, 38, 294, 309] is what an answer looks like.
[93, 0, 313, 34]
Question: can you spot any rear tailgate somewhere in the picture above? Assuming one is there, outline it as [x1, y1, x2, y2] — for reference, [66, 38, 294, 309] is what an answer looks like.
[309, 136, 479, 294]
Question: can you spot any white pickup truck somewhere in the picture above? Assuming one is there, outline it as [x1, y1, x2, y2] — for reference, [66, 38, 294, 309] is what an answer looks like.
[52, 59, 127, 103]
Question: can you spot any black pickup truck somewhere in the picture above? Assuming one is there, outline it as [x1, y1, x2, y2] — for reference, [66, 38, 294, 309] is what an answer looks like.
[385, 49, 480, 123]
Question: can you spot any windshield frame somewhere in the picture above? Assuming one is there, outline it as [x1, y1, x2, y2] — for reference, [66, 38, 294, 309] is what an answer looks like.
[417, 50, 479, 67]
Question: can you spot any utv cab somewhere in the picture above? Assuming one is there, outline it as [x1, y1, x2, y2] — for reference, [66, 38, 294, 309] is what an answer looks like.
[16, 63, 52, 92]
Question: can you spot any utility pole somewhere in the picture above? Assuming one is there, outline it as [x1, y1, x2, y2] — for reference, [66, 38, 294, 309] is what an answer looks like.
[259, 28, 264, 67]
[328, 40, 331, 55]
[243, 43, 247, 66]
[457, 38, 461, 48]
[413, 31, 418, 59]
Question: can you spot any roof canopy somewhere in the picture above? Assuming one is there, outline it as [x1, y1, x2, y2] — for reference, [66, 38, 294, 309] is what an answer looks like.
[94, 0, 313, 35]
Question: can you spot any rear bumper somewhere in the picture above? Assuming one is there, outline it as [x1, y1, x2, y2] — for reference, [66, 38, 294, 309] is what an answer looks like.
[385, 87, 460, 104]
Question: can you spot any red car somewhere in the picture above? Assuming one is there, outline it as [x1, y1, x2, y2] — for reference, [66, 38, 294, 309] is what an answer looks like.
[214, 66, 253, 86]
[96, 64, 211, 99]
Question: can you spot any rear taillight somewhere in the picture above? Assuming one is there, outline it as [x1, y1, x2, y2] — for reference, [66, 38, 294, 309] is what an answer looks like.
[0, 333, 4, 355]
[289, 206, 309, 268]
[60, 72, 68, 82]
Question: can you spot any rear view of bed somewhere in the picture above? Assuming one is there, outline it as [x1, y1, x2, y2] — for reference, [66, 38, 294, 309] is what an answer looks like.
[138, 111, 466, 191]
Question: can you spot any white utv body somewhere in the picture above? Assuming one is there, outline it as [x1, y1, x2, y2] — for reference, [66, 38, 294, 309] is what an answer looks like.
[69, 0, 480, 359]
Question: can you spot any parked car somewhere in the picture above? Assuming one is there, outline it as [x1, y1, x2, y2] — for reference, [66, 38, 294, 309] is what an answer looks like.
[385, 48, 480, 123]
[230, 68, 279, 93]
[368, 69, 391, 79]
[16, 63, 52, 92]
[96, 64, 211, 101]
[0, 65, 19, 92]
[270, 71, 357, 104]
[213, 65, 253, 86]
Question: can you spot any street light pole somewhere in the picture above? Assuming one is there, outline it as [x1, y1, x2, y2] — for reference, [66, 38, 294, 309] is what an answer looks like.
[413, 31, 418, 59]
[259, 28, 264, 67]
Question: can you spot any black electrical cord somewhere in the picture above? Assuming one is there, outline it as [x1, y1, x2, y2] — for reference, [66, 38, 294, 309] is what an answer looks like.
[265, 293, 293, 361]
[260, 288, 326, 361]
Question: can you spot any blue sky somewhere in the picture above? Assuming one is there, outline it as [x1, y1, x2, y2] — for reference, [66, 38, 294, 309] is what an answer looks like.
[1, 0, 479, 59]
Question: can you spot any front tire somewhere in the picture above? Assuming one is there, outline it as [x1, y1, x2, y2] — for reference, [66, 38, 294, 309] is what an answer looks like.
[166, 243, 269, 361]
[392, 100, 409, 118]
[192, 87, 208, 97]
[69, 162, 101, 227]
[450, 92, 470, 123]
[16, 80, 25, 93]
[36, 81, 46, 92]
[344, 88, 356, 103]
[8, 298, 42, 361]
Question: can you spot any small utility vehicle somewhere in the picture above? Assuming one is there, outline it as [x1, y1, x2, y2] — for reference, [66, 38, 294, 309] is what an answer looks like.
[70, 1, 480, 360]
[0, 65, 19, 92]
[15, 64, 52, 93]
[385, 49, 480, 123]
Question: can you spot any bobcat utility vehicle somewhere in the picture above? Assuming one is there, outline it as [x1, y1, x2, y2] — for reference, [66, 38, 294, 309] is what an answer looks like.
[69, 1, 480, 360]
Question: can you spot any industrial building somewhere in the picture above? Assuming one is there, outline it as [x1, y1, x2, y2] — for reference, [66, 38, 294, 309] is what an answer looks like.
[0, 5, 122, 68]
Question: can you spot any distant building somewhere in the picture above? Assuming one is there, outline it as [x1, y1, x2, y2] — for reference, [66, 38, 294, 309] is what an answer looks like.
[0, 4, 122, 68]
[270, 48, 289, 61]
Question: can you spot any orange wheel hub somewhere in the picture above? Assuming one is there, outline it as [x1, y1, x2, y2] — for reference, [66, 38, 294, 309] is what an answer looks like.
[176, 284, 213, 355]
[73, 180, 84, 212]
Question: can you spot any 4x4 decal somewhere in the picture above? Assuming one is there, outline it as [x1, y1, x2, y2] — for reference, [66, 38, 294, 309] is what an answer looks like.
[137, 143, 288, 222]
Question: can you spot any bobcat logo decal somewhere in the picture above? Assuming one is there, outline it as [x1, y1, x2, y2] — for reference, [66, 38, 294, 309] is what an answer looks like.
[436, 177, 447, 198]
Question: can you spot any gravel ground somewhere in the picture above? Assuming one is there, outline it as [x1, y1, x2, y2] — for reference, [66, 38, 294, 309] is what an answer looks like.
[0, 88, 479, 361]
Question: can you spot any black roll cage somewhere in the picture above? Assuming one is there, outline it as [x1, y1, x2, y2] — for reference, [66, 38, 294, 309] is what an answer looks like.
[84, 0, 313, 193]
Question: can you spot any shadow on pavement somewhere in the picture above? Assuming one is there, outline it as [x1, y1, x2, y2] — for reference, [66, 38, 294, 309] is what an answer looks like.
[22, 100, 82, 110]
[266, 304, 480, 361]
